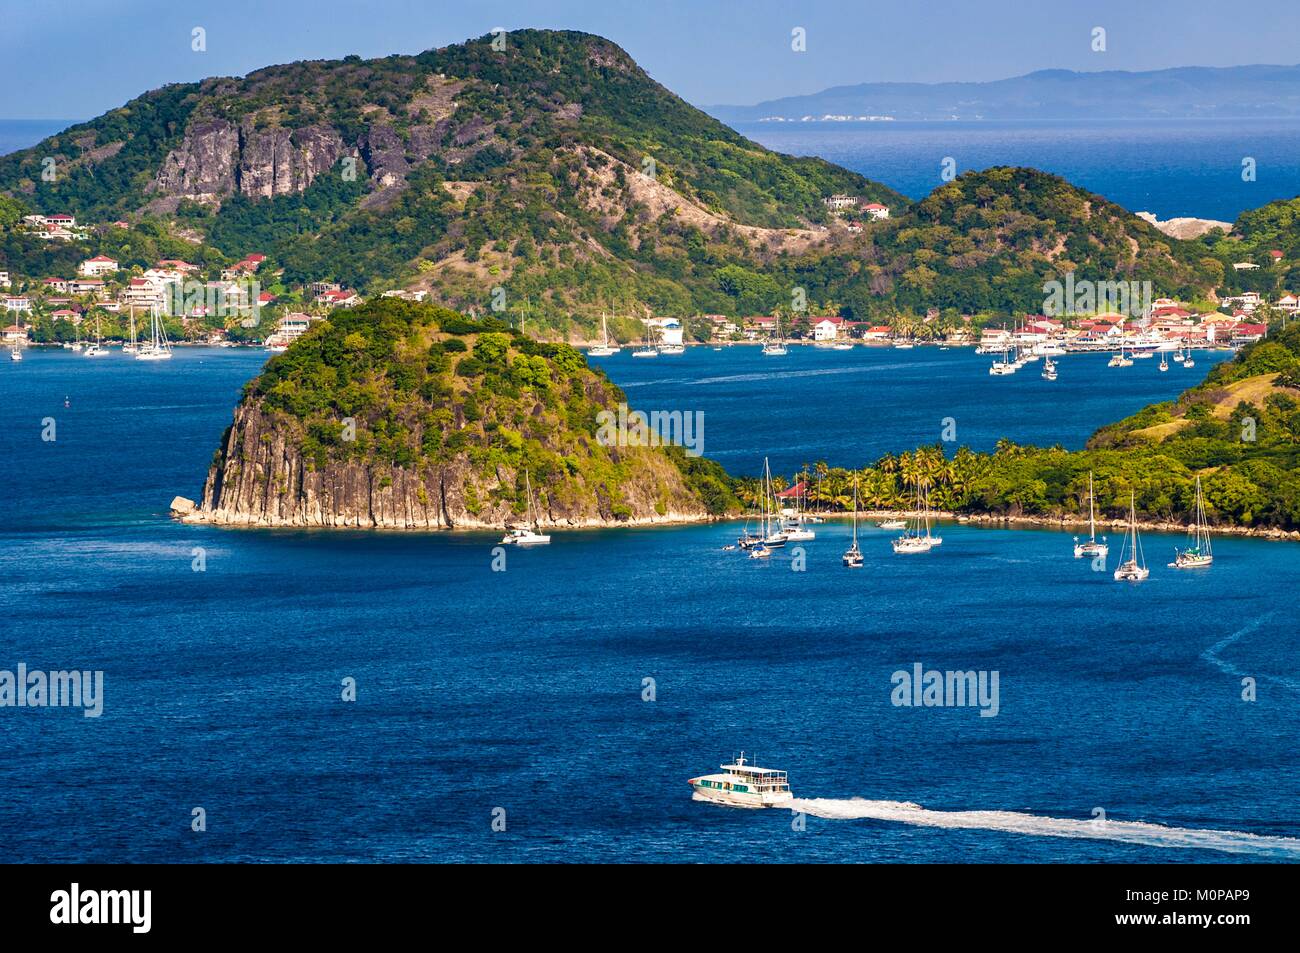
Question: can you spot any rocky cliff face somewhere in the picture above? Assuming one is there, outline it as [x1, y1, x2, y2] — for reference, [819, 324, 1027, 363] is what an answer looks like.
[180, 403, 713, 531]
[149, 120, 354, 204]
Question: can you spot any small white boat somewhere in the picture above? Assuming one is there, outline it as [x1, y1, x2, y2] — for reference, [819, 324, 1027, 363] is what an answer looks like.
[843, 476, 863, 567]
[747, 544, 771, 560]
[877, 518, 906, 530]
[1108, 349, 1133, 368]
[1041, 356, 1057, 381]
[587, 314, 619, 357]
[135, 304, 173, 361]
[761, 341, 788, 356]
[9, 344, 22, 362]
[688, 753, 793, 809]
[1113, 491, 1149, 581]
[1073, 471, 1108, 558]
[893, 340, 914, 350]
[265, 343, 288, 353]
[631, 346, 659, 358]
[990, 347, 1017, 375]
[1159, 353, 1169, 372]
[1169, 475, 1213, 568]
[832, 341, 853, 350]
[657, 344, 685, 355]
[499, 471, 551, 546]
[84, 343, 107, 357]
[1183, 352, 1195, 369]
[892, 483, 940, 553]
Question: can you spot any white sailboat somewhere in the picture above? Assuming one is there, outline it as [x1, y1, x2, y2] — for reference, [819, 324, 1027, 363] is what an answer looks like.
[1112, 491, 1149, 581]
[122, 304, 138, 354]
[1073, 471, 1109, 558]
[500, 470, 551, 546]
[989, 347, 1016, 375]
[779, 469, 816, 541]
[1158, 352, 1169, 372]
[135, 304, 173, 361]
[632, 325, 659, 358]
[1170, 475, 1213, 568]
[759, 457, 788, 550]
[761, 315, 787, 356]
[843, 475, 863, 567]
[587, 313, 619, 357]
[84, 314, 108, 357]
[1041, 356, 1058, 380]
[1182, 348, 1195, 369]
[8, 339, 22, 361]
[892, 481, 940, 553]
[1108, 346, 1132, 368]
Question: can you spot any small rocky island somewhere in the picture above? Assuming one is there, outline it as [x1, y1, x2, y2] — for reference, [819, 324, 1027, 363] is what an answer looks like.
[173, 300, 737, 530]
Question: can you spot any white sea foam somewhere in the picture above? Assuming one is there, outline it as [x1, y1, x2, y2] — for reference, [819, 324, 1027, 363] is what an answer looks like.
[788, 798, 1300, 858]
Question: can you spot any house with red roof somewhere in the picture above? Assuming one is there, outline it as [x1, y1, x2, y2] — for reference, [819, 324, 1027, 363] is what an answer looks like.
[79, 255, 119, 277]
[861, 202, 890, 221]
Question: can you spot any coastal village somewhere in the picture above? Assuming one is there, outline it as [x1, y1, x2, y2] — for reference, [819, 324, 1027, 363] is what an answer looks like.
[0, 202, 1288, 355]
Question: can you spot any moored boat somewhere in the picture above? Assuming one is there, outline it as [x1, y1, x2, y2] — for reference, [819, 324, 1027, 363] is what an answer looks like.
[1170, 475, 1213, 568]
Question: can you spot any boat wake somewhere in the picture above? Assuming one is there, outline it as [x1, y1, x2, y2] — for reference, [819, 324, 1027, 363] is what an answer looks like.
[1201, 611, 1300, 694]
[788, 798, 1300, 858]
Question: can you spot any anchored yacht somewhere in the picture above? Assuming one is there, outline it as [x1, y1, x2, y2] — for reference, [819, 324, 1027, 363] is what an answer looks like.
[688, 753, 793, 809]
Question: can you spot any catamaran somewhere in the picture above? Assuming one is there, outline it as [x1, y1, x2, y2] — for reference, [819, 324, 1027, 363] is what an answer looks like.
[843, 475, 863, 567]
[892, 481, 941, 553]
[499, 470, 551, 546]
[1108, 347, 1133, 368]
[1073, 471, 1109, 558]
[1112, 491, 1149, 581]
[587, 314, 620, 357]
[135, 304, 173, 361]
[688, 753, 793, 809]
[1170, 475, 1213, 568]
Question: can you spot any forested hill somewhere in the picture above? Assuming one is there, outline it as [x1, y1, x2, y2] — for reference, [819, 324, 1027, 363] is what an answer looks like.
[0, 31, 1225, 334]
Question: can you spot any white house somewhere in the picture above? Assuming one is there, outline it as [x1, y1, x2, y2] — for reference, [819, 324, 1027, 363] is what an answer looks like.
[823, 194, 860, 211]
[861, 203, 890, 221]
[79, 255, 119, 277]
[3, 295, 32, 313]
[1232, 262, 1260, 271]
[1276, 294, 1298, 312]
[0, 271, 9, 289]
[812, 316, 844, 341]
[646, 317, 684, 346]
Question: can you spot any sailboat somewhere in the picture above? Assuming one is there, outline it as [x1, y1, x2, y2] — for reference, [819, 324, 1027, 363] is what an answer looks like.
[122, 304, 138, 354]
[779, 469, 816, 541]
[587, 313, 619, 357]
[1170, 475, 1213, 568]
[8, 339, 22, 361]
[892, 481, 940, 553]
[1108, 346, 1132, 368]
[632, 324, 659, 358]
[843, 475, 863, 567]
[1112, 491, 1149, 581]
[1158, 352, 1169, 372]
[1041, 356, 1058, 380]
[135, 304, 173, 361]
[759, 458, 788, 549]
[1182, 348, 1195, 369]
[1072, 471, 1109, 558]
[500, 470, 551, 546]
[989, 347, 1016, 375]
[84, 314, 108, 357]
[761, 315, 788, 356]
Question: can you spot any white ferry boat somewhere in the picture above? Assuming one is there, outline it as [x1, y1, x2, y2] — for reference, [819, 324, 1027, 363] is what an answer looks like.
[688, 753, 793, 808]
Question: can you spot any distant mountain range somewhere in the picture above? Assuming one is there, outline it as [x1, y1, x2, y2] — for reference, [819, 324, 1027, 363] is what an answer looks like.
[706, 65, 1300, 122]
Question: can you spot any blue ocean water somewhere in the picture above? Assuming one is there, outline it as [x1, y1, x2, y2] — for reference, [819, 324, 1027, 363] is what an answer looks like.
[737, 119, 1300, 222]
[1, 347, 1296, 863]
[0, 119, 79, 158]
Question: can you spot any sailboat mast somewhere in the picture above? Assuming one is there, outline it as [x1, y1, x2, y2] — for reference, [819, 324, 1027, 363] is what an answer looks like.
[1088, 472, 1096, 542]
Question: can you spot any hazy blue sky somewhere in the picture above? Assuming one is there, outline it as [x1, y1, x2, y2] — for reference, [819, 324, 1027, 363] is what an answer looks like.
[3, 0, 1300, 119]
